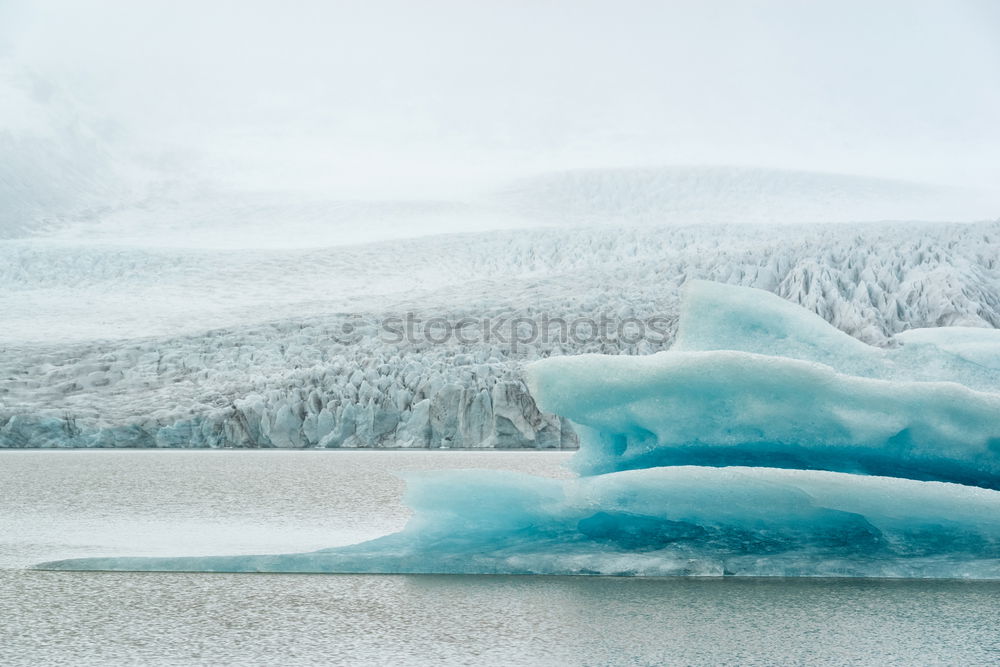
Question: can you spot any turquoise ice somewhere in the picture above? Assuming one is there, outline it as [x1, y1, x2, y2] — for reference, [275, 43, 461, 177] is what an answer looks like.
[38, 467, 1000, 577]
[526, 282, 1000, 483]
[38, 282, 1000, 577]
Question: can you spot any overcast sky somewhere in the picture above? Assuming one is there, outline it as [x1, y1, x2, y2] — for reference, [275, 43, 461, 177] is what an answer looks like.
[2, 0, 999, 198]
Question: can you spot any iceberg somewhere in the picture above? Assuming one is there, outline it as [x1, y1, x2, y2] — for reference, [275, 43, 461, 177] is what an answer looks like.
[37, 468, 1000, 577]
[526, 351, 1000, 485]
[525, 282, 1000, 482]
[669, 280, 1000, 391]
[37, 281, 1000, 577]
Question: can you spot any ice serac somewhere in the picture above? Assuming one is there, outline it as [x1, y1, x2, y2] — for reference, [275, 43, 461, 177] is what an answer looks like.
[36, 281, 1000, 577]
[526, 281, 1000, 482]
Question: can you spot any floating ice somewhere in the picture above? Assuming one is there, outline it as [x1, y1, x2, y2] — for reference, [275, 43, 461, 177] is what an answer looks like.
[526, 282, 1000, 482]
[37, 281, 1000, 577]
[37, 468, 1000, 577]
[527, 351, 1000, 485]
[669, 280, 1000, 390]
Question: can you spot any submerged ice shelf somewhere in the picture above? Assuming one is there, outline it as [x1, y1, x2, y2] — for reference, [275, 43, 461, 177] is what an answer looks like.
[37, 282, 1000, 577]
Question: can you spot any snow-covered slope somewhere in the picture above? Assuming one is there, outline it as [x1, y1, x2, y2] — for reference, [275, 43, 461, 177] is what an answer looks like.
[497, 166, 1000, 226]
[7, 147, 1000, 248]
[2, 221, 999, 448]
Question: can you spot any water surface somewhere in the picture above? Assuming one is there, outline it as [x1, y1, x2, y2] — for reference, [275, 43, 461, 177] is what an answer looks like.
[2, 451, 998, 666]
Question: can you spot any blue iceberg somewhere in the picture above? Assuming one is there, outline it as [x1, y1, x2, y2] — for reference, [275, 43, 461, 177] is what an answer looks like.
[525, 281, 1000, 484]
[38, 467, 1000, 577]
[526, 352, 1000, 484]
[37, 282, 1000, 577]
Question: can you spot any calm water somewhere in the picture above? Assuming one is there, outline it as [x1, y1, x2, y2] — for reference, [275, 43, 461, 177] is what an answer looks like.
[1, 451, 998, 666]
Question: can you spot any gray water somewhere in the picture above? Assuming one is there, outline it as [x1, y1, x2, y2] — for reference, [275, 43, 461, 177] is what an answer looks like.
[2, 451, 998, 666]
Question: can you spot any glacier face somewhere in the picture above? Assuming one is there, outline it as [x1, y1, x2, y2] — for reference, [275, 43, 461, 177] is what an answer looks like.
[3, 222, 1000, 449]
[37, 281, 1000, 577]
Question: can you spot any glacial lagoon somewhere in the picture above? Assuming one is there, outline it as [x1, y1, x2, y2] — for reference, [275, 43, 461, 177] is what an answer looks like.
[3, 450, 999, 666]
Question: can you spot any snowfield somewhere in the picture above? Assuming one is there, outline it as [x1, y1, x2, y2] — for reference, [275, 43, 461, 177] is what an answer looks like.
[2, 221, 1000, 449]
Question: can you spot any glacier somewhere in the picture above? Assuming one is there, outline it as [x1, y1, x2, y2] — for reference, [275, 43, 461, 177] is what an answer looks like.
[37, 282, 1000, 577]
[4, 222, 1000, 451]
[2, 75, 1000, 454]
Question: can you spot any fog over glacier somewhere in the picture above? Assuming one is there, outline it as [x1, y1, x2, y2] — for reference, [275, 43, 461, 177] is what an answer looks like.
[1, 0, 1000, 449]
[3, 0, 1000, 240]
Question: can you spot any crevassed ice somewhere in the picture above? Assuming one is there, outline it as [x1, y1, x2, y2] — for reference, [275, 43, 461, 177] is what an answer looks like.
[5, 222, 1000, 451]
[36, 281, 1000, 577]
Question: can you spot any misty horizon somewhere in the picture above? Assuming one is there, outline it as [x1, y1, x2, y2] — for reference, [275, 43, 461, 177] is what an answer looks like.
[2, 0, 999, 223]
